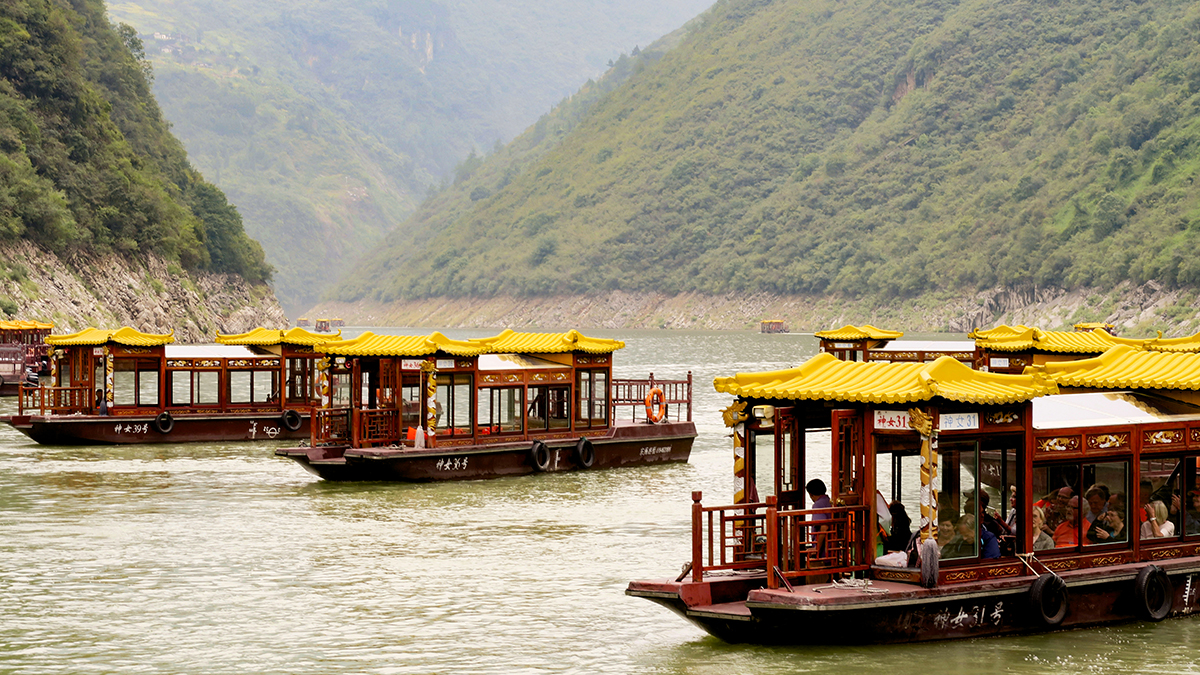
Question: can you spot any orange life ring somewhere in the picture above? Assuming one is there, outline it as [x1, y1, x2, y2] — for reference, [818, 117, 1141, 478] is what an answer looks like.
[645, 387, 666, 423]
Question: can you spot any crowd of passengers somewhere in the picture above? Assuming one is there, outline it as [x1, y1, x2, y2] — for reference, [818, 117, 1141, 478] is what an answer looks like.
[880, 481, 1200, 564]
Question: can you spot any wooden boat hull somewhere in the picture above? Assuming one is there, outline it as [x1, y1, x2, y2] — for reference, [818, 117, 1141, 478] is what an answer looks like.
[276, 420, 696, 481]
[628, 559, 1200, 644]
[5, 412, 310, 445]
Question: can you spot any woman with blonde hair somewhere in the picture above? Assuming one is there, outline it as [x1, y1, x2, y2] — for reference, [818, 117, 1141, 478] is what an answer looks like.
[1031, 506, 1054, 550]
[1140, 500, 1174, 539]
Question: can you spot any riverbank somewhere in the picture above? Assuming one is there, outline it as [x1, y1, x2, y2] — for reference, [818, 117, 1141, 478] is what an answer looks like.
[309, 281, 1200, 335]
[0, 240, 286, 341]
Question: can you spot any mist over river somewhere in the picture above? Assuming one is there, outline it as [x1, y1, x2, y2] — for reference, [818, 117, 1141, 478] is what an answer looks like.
[2, 329, 1199, 674]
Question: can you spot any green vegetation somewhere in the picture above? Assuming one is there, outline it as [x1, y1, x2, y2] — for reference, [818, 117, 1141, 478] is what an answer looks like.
[106, 0, 712, 313]
[0, 0, 270, 282]
[333, 0, 1200, 306]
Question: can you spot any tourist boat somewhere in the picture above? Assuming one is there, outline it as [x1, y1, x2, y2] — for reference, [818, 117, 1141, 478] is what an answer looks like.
[5, 326, 331, 444]
[627, 346, 1200, 644]
[297, 317, 311, 328]
[760, 320, 789, 334]
[816, 324, 977, 365]
[275, 329, 696, 481]
[0, 320, 53, 394]
[970, 324, 1200, 373]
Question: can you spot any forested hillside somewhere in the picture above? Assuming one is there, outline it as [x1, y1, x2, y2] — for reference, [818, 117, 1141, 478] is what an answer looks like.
[332, 0, 1200, 310]
[0, 0, 270, 285]
[106, 0, 714, 314]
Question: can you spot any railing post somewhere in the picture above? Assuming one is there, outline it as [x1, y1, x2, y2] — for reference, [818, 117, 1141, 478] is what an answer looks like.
[766, 495, 779, 589]
[691, 491, 704, 583]
[686, 371, 693, 422]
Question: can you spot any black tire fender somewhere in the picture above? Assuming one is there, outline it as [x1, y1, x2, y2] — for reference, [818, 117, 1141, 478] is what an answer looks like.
[1028, 573, 1068, 627]
[575, 438, 595, 469]
[153, 411, 174, 434]
[282, 409, 303, 432]
[1133, 565, 1173, 622]
[530, 441, 551, 472]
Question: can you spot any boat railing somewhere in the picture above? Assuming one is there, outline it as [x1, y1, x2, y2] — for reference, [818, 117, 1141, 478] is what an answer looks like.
[19, 385, 91, 415]
[314, 408, 351, 444]
[356, 408, 400, 446]
[611, 372, 692, 423]
[689, 492, 870, 585]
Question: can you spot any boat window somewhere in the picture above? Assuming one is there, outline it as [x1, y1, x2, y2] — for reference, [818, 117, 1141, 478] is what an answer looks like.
[196, 371, 219, 405]
[401, 374, 421, 430]
[286, 357, 317, 402]
[435, 373, 473, 436]
[1083, 462, 1128, 547]
[1183, 457, 1200, 537]
[575, 369, 610, 427]
[1141, 458, 1183, 541]
[229, 370, 280, 405]
[1034, 461, 1129, 551]
[169, 371, 189, 406]
[168, 370, 221, 407]
[113, 358, 158, 407]
[477, 386, 523, 434]
[749, 429, 777, 501]
[937, 440, 980, 560]
[527, 384, 570, 431]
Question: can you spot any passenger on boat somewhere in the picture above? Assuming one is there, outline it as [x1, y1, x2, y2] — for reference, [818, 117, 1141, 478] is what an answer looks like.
[1031, 506, 1055, 550]
[806, 479, 832, 558]
[1186, 491, 1200, 535]
[1141, 500, 1175, 539]
[1037, 487, 1073, 534]
[884, 502, 912, 552]
[1083, 484, 1110, 524]
[1053, 497, 1081, 548]
[1089, 508, 1126, 543]
[937, 515, 958, 550]
[1005, 485, 1018, 534]
[94, 389, 108, 416]
[978, 491, 1012, 539]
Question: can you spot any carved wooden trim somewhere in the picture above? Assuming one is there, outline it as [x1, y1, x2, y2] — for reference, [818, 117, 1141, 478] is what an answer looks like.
[985, 410, 1020, 426]
[985, 565, 1021, 578]
[1042, 559, 1079, 571]
[1144, 429, 1184, 446]
[1086, 433, 1129, 451]
[1036, 436, 1081, 454]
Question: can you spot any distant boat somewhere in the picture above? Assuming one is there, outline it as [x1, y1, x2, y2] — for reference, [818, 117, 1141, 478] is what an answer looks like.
[297, 317, 311, 327]
[314, 318, 332, 332]
[276, 329, 697, 482]
[5, 326, 336, 444]
[760, 319, 788, 333]
[331, 318, 345, 328]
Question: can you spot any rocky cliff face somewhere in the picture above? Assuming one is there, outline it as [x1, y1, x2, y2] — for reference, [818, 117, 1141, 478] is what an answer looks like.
[0, 240, 286, 342]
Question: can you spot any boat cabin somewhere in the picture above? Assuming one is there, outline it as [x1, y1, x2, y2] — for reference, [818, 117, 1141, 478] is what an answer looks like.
[629, 346, 1200, 643]
[307, 329, 690, 449]
[0, 319, 53, 372]
[314, 319, 332, 333]
[21, 326, 331, 418]
[760, 320, 789, 334]
[969, 324, 1200, 374]
[814, 325, 903, 361]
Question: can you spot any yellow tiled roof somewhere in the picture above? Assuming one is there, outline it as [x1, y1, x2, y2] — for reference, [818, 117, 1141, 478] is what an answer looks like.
[1033, 345, 1200, 390]
[469, 329, 625, 354]
[713, 353, 1057, 405]
[1074, 322, 1115, 332]
[973, 326, 1150, 353]
[216, 327, 339, 346]
[315, 331, 489, 357]
[47, 326, 175, 347]
[813, 324, 904, 341]
[1144, 331, 1200, 353]
[0, 320, 53, 331]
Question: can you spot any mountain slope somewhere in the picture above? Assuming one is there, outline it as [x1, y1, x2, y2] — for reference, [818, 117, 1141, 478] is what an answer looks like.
[106, 0, 715, 314]
[0, 0, 269, 282]
[332, 0, 1200, 309]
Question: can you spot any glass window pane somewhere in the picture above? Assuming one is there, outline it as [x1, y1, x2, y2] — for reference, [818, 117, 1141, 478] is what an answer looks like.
[138, 368, 159, 406]
[229, 371, 252, 404]
[1140, 458, 1180, 540]
[1185, 457, 1200, 536]
[1032, 464, 1081, 550]
[593, 371, 607, 422]
[500, 387, 522, 433]
[169, 371, 191, 406]
[196, 371, 219, 405]
[453, 375, 471, 432]
[1084, 462, 1127, 546]
[937, 441, 980, 560]
[549, 386, 570, 429]
[576, 371, 591, 422]
[113, 360, 136, 406]
[253, 370, 277, 403]
[478, 388, 493, 427]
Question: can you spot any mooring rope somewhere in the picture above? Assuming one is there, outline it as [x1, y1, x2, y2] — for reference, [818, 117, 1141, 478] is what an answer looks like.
[811, 577, 889, 594]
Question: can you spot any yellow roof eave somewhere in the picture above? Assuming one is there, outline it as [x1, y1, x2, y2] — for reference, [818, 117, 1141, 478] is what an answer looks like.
[813, 324, 904, 341]
[1031, 344, 1200, 390]
[47, 326, 174, 347]
[469, 329, 625, 354]
[316, 331, 489, 357]
[216, 327, 340, 347]
[715, 353, 1057, 405]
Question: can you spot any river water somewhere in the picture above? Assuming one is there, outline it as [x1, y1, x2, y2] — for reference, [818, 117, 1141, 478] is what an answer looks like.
[2, 329, 1199, 674]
